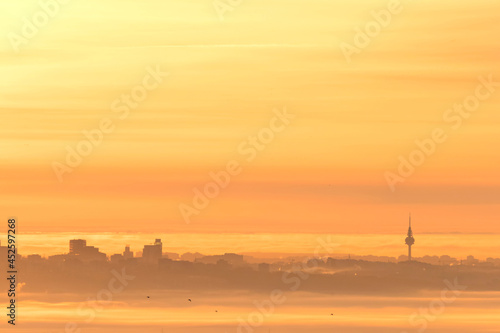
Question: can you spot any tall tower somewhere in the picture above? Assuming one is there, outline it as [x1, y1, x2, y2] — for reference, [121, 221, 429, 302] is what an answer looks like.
[405, 213, 415, 261]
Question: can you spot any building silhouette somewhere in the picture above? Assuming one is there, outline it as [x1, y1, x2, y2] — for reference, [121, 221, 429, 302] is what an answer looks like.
[69, 239, 87, 254]
[143, 239, 162, 263]
[0, 240, 7, 260]
[405, 214, 415, 261]
[123, 245, 134, 259]
[68, 239, 106, 262]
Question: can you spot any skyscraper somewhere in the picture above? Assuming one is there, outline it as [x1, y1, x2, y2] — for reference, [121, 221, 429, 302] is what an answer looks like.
[69, 239, 86, 254]
[143, 239, 163, 263]
[405, 214, 415, 261]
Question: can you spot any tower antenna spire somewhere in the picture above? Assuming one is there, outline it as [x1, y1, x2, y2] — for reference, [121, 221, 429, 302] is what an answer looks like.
[405, 214, 415, 261]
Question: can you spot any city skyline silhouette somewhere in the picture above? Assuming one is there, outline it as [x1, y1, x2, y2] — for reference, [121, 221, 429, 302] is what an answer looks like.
[3, 216, 499, 266]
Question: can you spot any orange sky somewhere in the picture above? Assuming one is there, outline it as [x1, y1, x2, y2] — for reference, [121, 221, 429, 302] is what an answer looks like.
[1, 0, 499, 235]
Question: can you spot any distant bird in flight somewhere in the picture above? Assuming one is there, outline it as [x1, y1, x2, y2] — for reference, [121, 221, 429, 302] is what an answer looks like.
[147, 296, 150, 299]
[215, 310, 218, 313]
[330, 313, 333, 316]
[188, 299, 192, 302]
